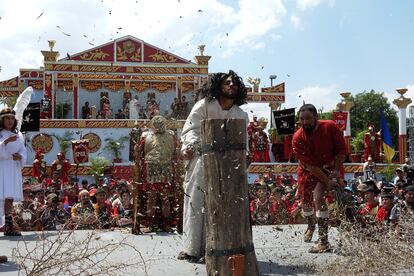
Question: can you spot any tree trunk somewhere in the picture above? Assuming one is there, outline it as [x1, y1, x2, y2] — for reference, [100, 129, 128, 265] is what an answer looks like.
[202, 119, 259, 276]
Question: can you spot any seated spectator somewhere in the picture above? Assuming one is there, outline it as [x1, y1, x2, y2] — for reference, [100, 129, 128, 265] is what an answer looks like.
[113, 190, 134, 227]
[111, 181, 130, 210]
[250, 184, 271, 225]
[358, 181, 380, 223]
[14, 186, 36, 231]
[403, 185, 414, 212]
[394, 167, 407, 186]
[269, 187, 289, 224]
[80, 179, 89, 191]
[32, 185, 46, 230]
[62, 184, 78, 213]
[376, 192, 397, 227]
[93, 188, 112, 229]
[40, 193, 69, 230]
[71, 190, 96, 229]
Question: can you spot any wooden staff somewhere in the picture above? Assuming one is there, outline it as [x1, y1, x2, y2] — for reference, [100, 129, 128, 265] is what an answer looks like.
[131, 142, 142, 235]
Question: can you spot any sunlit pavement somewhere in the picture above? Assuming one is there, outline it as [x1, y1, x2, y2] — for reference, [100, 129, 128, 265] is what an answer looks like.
[0, 225, 340, 276]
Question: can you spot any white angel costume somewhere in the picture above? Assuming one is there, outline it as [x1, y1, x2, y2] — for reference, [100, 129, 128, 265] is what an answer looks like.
[180, 98, 249, 257]
[0, 86, 31, 226]
[0, 130, 27, 225]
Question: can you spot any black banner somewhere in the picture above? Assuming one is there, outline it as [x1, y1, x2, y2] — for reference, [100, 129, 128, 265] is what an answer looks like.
[273, 108, 295, 135]
[20, 102, 40, 132]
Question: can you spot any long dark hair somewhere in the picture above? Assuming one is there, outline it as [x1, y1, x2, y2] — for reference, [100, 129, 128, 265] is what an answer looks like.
[0, 108, 18, 133]
[205, 70, 247, 106]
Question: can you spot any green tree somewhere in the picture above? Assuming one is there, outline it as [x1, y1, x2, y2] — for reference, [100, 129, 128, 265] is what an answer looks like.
[349, 90, 398, 144]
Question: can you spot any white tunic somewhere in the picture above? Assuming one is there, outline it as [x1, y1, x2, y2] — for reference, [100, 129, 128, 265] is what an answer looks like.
[129, 99, 140, 119]
[180, 98, 249, 257]
[0, 130, 27, 201]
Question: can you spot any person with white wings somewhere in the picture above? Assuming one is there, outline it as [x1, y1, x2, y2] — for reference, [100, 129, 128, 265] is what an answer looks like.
[0, 108, 27, 236]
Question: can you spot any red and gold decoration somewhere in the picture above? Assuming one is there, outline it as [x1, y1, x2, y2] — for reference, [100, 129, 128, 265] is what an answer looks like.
[31, 133, 54, 153]
[332, 111, 348, 131]
[182, 83, 194, 93]
[262, 82, 285, 93]
[28, 80, 44, 90]
[81, 81, 102, 91]
[144, 43, 188, 63]
[151, 82, 173, 92]
[57, 80, 73, 91]
[130, 82, 150, 92]
[82, 132, 102, 153]
[72, 139, 89, 164]
[103, 81, 124, 91]
[0, 76, 19, 97]
[116, 39, 142, 62]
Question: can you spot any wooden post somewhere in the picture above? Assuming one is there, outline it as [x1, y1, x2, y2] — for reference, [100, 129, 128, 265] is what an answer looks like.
[202, 119, 259, 276]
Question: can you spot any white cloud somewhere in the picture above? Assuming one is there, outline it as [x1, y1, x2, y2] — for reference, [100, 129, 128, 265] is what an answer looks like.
[0, 0, 287, 79]
[290, 14, 301, 29]
[287, 84, 340, 111]
[296, 0, 335, 11]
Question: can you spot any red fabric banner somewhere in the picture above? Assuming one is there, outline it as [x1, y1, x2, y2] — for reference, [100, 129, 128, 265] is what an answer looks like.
[72, 139, 89, 164]
[332, 111, 348, 131]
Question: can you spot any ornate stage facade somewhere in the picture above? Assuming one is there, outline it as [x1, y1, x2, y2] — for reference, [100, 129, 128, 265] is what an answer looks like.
[0, 35, 374, 183]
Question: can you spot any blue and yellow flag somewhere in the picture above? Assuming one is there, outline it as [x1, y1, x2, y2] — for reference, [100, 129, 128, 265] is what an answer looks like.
[380, 111, 395, 163]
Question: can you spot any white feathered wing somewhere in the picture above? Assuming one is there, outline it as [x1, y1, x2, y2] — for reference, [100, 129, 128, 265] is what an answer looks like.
[13, 86, 33, 131]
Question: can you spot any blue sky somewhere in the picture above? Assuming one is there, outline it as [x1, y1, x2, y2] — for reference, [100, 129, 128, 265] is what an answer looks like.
[0, 0, 413, 117]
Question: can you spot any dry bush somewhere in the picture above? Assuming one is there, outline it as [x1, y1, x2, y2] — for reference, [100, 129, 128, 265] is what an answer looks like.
[320, 209, 414, 275]
[12, 227, 148, 276]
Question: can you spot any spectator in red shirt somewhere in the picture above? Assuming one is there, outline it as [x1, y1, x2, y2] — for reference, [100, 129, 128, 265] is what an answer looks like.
[292, 104, 347, 253]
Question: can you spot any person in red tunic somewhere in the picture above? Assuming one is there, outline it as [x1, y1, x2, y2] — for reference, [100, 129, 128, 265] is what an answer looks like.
[32, 150, 48, 183]
[251, 125, 270, 162]
[292, 104, 347, 253]
[50, 152, 71, 186]
[363, 123, 382, 163]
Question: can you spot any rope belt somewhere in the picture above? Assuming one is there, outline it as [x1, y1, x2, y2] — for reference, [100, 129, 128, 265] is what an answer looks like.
[201, 142, 246, 153]
[206, 244, 254, 257]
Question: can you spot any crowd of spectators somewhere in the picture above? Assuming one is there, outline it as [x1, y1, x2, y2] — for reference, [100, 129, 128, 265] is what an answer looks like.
[249, 167, 414, 230]
[8, 178, 156, 232]
[5, 166, 414, 233]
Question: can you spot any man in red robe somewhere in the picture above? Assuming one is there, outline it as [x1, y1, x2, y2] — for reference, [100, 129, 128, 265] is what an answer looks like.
[32, 150, 48, 183]
[292, 104, 347, 253]
[363, 123, 382, 162]
[251, 125, 270, 162]
[50, 152, 71, 186]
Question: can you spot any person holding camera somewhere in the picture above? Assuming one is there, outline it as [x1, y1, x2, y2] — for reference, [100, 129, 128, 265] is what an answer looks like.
[40, 193, 69, 230]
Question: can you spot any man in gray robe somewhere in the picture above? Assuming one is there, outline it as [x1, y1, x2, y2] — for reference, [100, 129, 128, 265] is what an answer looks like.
[178, 70, 249, 263]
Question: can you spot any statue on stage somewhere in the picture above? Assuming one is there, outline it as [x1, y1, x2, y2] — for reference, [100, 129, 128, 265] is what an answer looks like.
[363, 123, 382, 163]
[81, 101, 91, 119]
[170, 97, 180, 119]
[129, 121, 143, 162]
[251, 118, 270, 162]
[180, 95, 189, 119]
[32, 150, 48, 183]
[137, 115, 177, 232]
[100, 96, 112, 119]
[146, 93, 160, 119]
[362, 156, 377, 181]
[247, 115, 260, 153]
[129, 95, 140, 119]
[50, 152, 71, 186]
